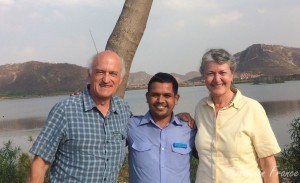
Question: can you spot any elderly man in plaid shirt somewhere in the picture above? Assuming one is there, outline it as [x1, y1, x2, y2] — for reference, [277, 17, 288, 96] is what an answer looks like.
[27, 50, 132, 183]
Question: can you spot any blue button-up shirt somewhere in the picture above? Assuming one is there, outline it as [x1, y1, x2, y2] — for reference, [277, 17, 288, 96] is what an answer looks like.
[127, 112, 196, 183]
[30, 86, 132, 183]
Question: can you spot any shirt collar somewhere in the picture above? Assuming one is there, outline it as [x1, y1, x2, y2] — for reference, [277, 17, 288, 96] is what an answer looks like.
[83, 86, 96, 111]
[206, 88, 242, 110]
[110, 96, 120, 114]
[232, 89, 242, 109]
[138, 111, 182, 126]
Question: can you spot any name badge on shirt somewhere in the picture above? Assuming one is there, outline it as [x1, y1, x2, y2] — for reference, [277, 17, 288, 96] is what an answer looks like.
[173, 143, 187, 149]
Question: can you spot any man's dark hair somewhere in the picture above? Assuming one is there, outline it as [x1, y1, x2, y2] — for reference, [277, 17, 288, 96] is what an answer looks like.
[147, 72, 178, 94]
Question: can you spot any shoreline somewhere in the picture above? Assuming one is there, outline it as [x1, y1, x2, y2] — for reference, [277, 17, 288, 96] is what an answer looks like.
[1, 77, 300, 100]
[0, 92, 70, 101]
[0, 117, 45, 133]
[0, 118, 44, 152]
[0, 128, 41, 152]
[0, 118, 45, 152]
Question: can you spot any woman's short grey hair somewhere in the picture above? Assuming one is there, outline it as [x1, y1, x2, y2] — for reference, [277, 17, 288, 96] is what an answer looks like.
[87, 51, 126, 78]
[199, 49, 237, 75]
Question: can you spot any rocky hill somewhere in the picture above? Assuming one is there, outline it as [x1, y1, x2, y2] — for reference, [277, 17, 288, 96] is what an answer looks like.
[235, 44, 300, 76]
[0, 62, 200, 96]
[127, 71, 152, 86]
[0, 61, 88, 95]
[127, 71, 201, 86]
[171, 71, 201, 84]
[1, 44, 300, 96]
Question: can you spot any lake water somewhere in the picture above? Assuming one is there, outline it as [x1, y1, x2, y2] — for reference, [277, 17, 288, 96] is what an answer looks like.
[1, 80, 300, 153]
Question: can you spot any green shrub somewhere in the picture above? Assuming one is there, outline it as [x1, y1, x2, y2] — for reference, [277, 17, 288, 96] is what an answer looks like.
[0, 140, 32, 183]
[278, 117, 300, 183]
[191, 156, 199, 182]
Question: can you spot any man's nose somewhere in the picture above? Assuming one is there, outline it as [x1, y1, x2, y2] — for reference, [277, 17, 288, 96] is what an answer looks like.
[102, 73, 110, 83]
[157, 95, 165, 102]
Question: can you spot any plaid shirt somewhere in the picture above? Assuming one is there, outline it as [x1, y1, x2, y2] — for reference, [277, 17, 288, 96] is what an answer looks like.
[30, 86, 132, 183]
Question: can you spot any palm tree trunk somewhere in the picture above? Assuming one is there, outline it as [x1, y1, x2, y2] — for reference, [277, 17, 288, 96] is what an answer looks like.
[106, 0, 153, 98]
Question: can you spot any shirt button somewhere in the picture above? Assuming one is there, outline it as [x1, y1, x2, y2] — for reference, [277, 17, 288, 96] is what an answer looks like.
[161, 147, 165, 151]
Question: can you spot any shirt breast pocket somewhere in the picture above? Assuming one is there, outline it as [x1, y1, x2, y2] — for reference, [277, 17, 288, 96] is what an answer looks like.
[169, 144, 192, 171]
[130, 142, 154, 169]
[171, 145, 192, 155]
[109, 131, 127, 152]
[132, 142, 152, 151]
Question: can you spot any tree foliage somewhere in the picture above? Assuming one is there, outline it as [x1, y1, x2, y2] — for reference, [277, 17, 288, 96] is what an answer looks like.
[0, 140, 32, 183]
[279, 117, 300, 183]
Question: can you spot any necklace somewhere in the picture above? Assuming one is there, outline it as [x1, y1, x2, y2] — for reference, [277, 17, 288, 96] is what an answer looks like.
[214, 94, 236, 109]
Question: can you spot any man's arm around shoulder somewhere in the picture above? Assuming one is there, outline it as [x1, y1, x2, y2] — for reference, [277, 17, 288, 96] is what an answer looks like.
[27, 155, 50, 183]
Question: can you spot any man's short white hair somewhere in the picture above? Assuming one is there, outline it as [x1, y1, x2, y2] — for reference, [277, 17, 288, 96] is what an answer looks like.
[87, 50, 126, 78]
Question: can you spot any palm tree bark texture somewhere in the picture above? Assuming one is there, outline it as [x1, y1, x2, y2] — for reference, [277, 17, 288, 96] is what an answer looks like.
[105, 0, 153, 98]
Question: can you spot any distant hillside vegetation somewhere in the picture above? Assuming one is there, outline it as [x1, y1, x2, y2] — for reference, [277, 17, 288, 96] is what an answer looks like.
[0, 61, 88, 96]
[127, 71, 152, 86]
[127, 71, 201, 86]
[1, 44, 300, 96]
[235, 44, 300, 76]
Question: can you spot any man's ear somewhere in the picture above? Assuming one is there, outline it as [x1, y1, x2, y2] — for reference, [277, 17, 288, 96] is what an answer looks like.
[175, 94, 180, 105]
[145, 92, 149, 103]
[87, 69, 91, 78]
[118, 78, 123, 85]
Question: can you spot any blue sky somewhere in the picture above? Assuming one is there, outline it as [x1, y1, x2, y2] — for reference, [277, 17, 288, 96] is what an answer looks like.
[1, 0, 300, 75]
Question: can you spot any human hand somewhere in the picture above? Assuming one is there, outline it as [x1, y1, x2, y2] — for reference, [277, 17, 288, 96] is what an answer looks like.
[176, 112, 196, 129]
[69, 91, 82, 96]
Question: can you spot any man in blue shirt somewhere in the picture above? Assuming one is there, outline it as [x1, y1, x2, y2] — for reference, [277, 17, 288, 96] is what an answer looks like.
[27, 50, 132, 183]
[127, 72, 196, 183]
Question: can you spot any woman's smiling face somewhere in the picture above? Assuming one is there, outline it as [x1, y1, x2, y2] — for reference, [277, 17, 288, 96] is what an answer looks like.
[203, 62, 234, 98]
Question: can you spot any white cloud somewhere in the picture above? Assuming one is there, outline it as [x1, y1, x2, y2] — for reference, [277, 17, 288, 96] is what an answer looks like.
[257, 8, 267, 14]
[0, 0, 14, 6]
[28, 0, 120, 8]
[20, 46, 37, 60]
[176, 20, 186, 30]
[207, 11, 243, 27]
[52, 10, 66, 21]
[162, 0, 218, 11]
[290, 5, 300, 16]
[1, 0, 300, 75]
[1, 0, 120, 11]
